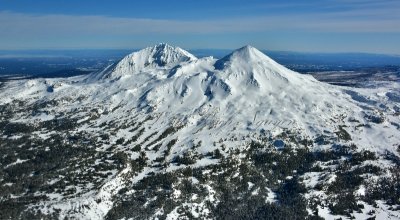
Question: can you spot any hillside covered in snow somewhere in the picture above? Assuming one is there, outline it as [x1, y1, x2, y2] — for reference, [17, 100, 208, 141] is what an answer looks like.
[0, 44, 399, 219]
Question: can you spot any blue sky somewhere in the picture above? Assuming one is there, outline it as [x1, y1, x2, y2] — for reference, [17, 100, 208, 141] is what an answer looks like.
[0, 0, 399, 54]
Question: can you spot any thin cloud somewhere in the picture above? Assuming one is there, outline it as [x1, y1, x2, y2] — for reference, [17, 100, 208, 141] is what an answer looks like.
[0, 8, 399, 52]
[0, 10, 399, 38]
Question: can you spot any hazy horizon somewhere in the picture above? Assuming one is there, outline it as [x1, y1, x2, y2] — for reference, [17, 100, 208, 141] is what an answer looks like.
[1, 46, 400, 57]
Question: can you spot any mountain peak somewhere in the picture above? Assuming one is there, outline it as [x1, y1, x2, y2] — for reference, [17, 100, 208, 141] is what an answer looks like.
[152, 43, 170, 52]
[214, 45, 277, 70]
[214, 45, 272, 70]
[236, 44, 258, 53]
[111, 43, 197, 77]
[134, 43, 196, 66]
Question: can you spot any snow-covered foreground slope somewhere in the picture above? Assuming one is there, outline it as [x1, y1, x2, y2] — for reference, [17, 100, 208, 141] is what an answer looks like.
[0, 44, 399, 219]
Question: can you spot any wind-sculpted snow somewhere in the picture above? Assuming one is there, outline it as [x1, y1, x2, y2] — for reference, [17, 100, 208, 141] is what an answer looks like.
[0, 44, 399, 219]
[106, 43, 197, 79]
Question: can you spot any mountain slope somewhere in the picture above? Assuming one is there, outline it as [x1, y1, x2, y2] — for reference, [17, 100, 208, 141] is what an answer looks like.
[0, 44, 399, 220]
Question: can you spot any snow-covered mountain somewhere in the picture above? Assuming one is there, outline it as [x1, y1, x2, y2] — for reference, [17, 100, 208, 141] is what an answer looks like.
[108, 43, 196, 79]
[0, 44, 399, 219]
